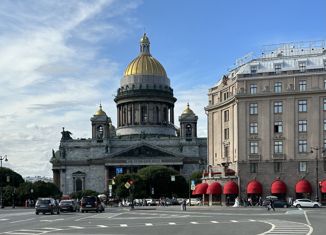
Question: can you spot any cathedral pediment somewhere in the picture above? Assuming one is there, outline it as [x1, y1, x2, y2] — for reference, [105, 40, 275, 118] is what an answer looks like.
[110, 143, 180, 159]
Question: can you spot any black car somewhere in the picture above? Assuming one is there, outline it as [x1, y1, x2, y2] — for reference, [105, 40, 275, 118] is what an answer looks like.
[59, 200, 78, 212]
[35, 198, 60, 215]
[263, 199, 290, 208]
[80, 196, 101, 213]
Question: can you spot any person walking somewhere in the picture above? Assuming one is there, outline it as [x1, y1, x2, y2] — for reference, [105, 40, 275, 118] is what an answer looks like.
[182, 199, 187, 211]
[270, 199, 275, 211]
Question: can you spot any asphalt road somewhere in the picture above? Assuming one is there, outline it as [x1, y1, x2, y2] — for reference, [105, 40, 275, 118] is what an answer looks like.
[0, 206, 325, 235]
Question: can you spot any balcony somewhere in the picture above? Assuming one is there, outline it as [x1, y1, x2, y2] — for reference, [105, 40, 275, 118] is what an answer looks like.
[272, 153, 286, 160]
[248, 154, 261, 160]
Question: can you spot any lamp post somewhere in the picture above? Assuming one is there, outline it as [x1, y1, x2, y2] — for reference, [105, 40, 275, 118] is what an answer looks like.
[0, 155, 8, 209]
[310, 147, 325, 202]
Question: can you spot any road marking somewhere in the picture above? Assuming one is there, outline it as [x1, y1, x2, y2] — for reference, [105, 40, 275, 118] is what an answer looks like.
[42, 227, 63, 230]
[230, 220, 238, 222]
[145, 223, 153, 226]
[9, 218, 34, 224]
[0, 218, 9, 221]
[97, 225, 108, 228]
[68, 226, 84, 229]
[258, 220, 312, 235]
[303, 210, 311, 226]
[249, 219, 256, 222]
[74, 213, 100, 221]
[211, 221, 219, 223]
[190, 222, 198, 224]
[169, 222, 176, 225]
[120, 224, 128, 227]
[107, 212, 124, 219]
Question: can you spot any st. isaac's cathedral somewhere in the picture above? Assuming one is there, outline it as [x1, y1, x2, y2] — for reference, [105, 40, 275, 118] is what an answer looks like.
[51, 34, 207, 194]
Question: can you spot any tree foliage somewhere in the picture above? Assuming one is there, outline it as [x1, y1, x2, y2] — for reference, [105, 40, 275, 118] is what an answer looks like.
[0, 167, 24, 187]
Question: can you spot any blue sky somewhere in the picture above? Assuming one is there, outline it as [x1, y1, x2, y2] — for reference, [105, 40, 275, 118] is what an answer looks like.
[0, 0, 325, 177]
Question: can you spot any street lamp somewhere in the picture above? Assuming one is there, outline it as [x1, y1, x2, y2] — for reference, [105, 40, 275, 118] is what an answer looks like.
[0, 155, 8, 209]
[310, 147, 325, 202]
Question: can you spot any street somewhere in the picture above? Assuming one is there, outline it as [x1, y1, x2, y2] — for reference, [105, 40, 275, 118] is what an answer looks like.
[0, 206, 325, 235]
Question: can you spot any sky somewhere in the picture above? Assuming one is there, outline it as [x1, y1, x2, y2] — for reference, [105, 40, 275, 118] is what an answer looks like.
[0, 0, 326, 178]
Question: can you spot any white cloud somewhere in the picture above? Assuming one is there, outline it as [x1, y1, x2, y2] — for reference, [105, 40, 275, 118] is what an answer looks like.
[0, 0, 141, 177]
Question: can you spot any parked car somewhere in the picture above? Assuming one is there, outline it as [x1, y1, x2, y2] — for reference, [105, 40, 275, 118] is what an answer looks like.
[262, 199, 290, 208]
[59, 200, 78, 212]
[35, 198, 60, 215]
[293, 199, 321, 208]
[186, 198, 201, 206]
[145, 198, 158, 206]
[80, 196, 102, 213]
[166, 198, 180, 205]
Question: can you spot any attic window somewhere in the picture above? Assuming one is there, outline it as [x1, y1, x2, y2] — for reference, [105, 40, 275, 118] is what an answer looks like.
[298, 61, 307, 72]
[250, 65, 258, 74]
[274, 63, 282, 74]
[324, 59, 326, 70]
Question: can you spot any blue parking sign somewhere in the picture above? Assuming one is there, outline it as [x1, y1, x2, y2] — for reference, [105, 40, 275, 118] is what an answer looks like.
[116, 167, 123, 174]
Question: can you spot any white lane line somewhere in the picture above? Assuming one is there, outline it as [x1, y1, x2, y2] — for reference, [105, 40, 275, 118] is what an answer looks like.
[230, 220, 238, 223]
[145, 223, 153, 226]
[303, 210, 311, 226]
[249, 219, 256, 222]
[42, 227, 63, 230]
[190, 222, 198, 224]
[120, 224, 128, 227]
[0, 218, 9, 221]
[68, 226, 84, 229]
[74, 213, 100, 221]
[2, 232, 33, 235]
[169, 222, 176, 225]
[97, 225, 108, 228]
[107, 212, 124, 219]
[9, 218, 34, 224]
[211, 221, 219, 223]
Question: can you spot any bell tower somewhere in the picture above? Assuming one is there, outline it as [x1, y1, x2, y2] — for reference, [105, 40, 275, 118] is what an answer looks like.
[90, 104, 111, 141]
[179, 103, 198, 141]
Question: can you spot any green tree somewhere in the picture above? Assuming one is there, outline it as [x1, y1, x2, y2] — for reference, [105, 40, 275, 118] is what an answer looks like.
[137, 166, 188, 198]
[190, 171, 202, 184]
[0, 167, 24, 187]
[114, 173, 146, 200]
[70, 189, 98, 199]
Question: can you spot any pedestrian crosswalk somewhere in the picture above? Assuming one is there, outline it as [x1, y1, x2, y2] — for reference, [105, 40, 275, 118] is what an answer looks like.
[258, 219, 312, 235]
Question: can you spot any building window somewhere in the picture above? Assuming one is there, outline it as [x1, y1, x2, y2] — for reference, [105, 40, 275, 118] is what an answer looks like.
[324, 139, 326, 149]
[249, 122, 258, 134]
[324, 80, 326, 89]
[224, 128, 229, 140]
[324, 98, 326, 111]
[324, 119, 326, 131]
[324, 60, 326, 70]
[141, 106, 148, 123]
[250, 84, 257, 94]
[224, 146, 229, 159]
[224, 110, 229, 122]
[249, 103, 258, 115]
[324, 160, 326, 172]
[223, 92, 229, 101]
[274, 101, 283, 114]
[298, 100, 307, 112]
[274, 141, 283, 154]
[298, 140, 307, 153]
[274, 82, 282, 93]
[298, 61, 307, 72]
[274, 162, 282, 173]
[299, 162, 307, 172]
[299, 80, 307, 91]
[298, 120, 307, 132]
[250, 163, 258, 173]
[185, 124, 192, 140]
[250, 142, 258, 154]
[274, 121, 283, 133]
[250, 65, 258, 74]
[274, 63, 282, 74]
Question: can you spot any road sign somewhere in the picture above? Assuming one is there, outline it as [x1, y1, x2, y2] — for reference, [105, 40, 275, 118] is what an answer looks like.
[124, 182, 131, 189]
[171, 175, 175, 181]
[108, 185, 112, 190]
[191, 180, 195, 186]
[191, 184, 195, 190]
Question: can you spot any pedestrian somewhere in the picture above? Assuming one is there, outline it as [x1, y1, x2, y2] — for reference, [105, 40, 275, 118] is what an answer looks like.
[258, 196, 262, 206]
[182, 199, 187, 211]
[270, 199, 275, 211]
[248, 197, 253, 206]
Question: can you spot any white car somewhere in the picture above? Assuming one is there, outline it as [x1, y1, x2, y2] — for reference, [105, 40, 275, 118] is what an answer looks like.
[186, 198, 201, 206]
[293, 199, 321, 208]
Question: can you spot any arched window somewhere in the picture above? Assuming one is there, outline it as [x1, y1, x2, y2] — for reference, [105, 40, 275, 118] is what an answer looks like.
[156, 106, 160, 124]
[141, 106, 148, 123]
[97, 125, 104, 139]
[186, 124, 192, 140]
[163, 107, 168, 124]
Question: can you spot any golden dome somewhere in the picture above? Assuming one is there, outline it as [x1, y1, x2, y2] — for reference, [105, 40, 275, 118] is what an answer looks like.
[182, 103, 195, 115]
[124, 55, 167, 77]
[124, 33, 167, 77]
[95, 104, 107, 116]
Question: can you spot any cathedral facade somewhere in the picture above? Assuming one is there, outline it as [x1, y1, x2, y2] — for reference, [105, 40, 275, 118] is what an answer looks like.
[51, 34, 207, 195]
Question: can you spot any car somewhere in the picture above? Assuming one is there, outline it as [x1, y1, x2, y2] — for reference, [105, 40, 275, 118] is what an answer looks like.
[35, 198, 60, 215]
[59, 199, 78, 212]
[145, 198, 158, 206]
[80, 196, 102, 213]
[166, 198, 180, 205]
[186, 198, 201, 206]
[262, 199, 290, 208]
[293, 198, 321, 208]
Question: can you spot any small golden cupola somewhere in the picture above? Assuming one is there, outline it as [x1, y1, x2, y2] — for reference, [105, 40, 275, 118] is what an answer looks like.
[182, 103, 195, 116]
[94, 104, 107, 116]
[124, 33, 167, 77]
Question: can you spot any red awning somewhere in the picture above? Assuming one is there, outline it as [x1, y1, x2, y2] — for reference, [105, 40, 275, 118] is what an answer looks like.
[271, 180, 287, 194]
[295, 179, 312, 193]
[320, 180, 326, 193]
[206, 182, 222, 195]
[192, 183, 208, 195]
[223, 181, 239, 195]
[247, 180, 262, 194]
